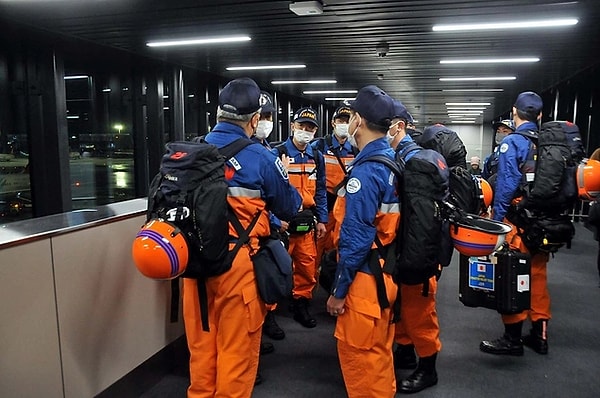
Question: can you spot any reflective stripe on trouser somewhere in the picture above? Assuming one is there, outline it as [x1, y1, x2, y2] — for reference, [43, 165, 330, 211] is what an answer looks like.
[335, 272, 398, 398]
[501, 220, 551, 324]
[183, 246, 266, 398]
[393, 276, 442, 358]
[289, 231, 317, 299]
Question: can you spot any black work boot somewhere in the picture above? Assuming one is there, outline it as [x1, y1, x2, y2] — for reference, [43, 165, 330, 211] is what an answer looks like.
[398, 353, 438, 394]
[394, 344, 418, 369]
[292, 297, 317, 328]
[523, 319, 548, 355]
[480, 321, 524, 356]
[263, 311, 285, 340]
[260, 341, 274, 355]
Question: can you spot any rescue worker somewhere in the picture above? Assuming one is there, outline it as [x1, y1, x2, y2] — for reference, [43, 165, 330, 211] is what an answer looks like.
[482, 119, 515, 181]
[480, 91, 551, 356]
[387, 99, 441, 394]
[182, 77, 302, 398]
[327, 85, 400, 397]
[272, 107, 328, 328]
[253, 90, 286, 343]
[310, 101, 358, 281]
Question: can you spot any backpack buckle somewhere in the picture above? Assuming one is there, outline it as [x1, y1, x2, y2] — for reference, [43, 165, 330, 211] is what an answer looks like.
[166, 206, 190, 222]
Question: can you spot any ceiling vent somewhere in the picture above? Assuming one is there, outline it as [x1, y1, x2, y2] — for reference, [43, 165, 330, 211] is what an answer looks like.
[289, 1, 323, 16]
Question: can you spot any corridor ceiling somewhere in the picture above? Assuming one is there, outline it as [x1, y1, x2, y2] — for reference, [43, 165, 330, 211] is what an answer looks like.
[1, 0, 599, 125]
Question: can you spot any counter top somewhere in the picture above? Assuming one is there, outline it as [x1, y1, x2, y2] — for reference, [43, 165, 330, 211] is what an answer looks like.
[0, 198, 147, 249]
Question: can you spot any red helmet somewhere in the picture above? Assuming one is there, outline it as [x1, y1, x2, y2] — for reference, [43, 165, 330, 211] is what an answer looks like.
[450, 214, 512, 257]
[132, 219, 188, 280]
[577, 159, 600, 200]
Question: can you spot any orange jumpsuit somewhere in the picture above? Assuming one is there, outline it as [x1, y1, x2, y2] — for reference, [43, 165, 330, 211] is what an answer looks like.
[501, 221, 551, 324]
[393, 278, 442, 358]
[331, 139, 400, 398]
[183, 125, 301, 398]
[275, 139, 328, 300]
[311, 135, 357, 265]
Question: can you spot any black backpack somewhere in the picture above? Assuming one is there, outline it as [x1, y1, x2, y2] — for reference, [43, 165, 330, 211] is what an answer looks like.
[418, 124, 468, 169]
[147, 138, 260, 329]
[510, 121, 585, 253]
[147, 138, 259, 278]
[449, 166, 486, 215]
[394, 141, 452, 291]
[519, 121, 585, 212]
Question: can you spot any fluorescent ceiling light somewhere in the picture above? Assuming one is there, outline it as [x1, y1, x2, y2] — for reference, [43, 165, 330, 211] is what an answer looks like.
[226, 64, 306, 71]
[433, 18, 578, 32]
[147, 35, 251, 47]
[325, 97, 356, 101]
[64, 75, 89, 80]
[447, 116, 477, 119]
[447, 107, 487, 110]
[304, 90, 358, 94]
[440, 57, 539, 64]
[272, 80, 337, 84]
[440, 76, 516, 81]
[450, 120, 477, 124]
[446, 102, 491, 106]
[448, 111, 483, 114]
[442, 89, 504, 92]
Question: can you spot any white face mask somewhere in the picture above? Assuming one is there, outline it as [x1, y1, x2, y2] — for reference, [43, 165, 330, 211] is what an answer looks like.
[294, 129, 315, 145]
[495, 132, 508, 145]
[347, 115, 359, 147]
[334, 123, 349, 138]
[255, 120, 273, 139]
[386, 121, 400, 144]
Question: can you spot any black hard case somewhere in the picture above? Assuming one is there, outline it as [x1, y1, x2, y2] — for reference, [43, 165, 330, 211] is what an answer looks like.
[459, 248, 531, 314]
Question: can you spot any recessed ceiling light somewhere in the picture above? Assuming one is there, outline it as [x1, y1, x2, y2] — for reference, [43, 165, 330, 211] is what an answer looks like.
[432, 18, 578, 32]
[226, 64, 306, 71]
[146, 35, 251, 47]
[440, 77, 516, 81]
[272, 80, 337, 84]
[440, 57, 540, 64]
[304, 90, 357, 94]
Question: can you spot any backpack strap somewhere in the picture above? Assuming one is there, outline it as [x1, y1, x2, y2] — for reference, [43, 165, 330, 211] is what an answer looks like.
[359, 155, 403, 317]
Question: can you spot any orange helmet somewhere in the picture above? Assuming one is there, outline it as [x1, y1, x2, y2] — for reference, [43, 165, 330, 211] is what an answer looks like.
[577, 159, 600, 200]
[132, 219, 189, 280]
[477, 177, 494, 209]
[450, 214, 512, 257]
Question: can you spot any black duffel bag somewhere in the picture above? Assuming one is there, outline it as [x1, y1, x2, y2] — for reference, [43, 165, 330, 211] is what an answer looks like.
[288, 209, 316, 235]
[251, 238, 293, 304]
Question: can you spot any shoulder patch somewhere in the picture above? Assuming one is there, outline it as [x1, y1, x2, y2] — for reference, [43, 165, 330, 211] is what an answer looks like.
[346, 177, 361, 194]
[274, 157, 288, 180]
[500, 143, 509, 153]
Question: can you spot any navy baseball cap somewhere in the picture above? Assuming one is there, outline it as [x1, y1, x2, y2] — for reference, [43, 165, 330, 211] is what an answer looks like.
[292, 107, 319, 127]
[332, 101, 352, 120]
[514, 91, 543, 114]
[218, 77, 262, 115]
[259, 91, 276, 113]
[392, 99, 413, 123]
[349, 85, 395, 127]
